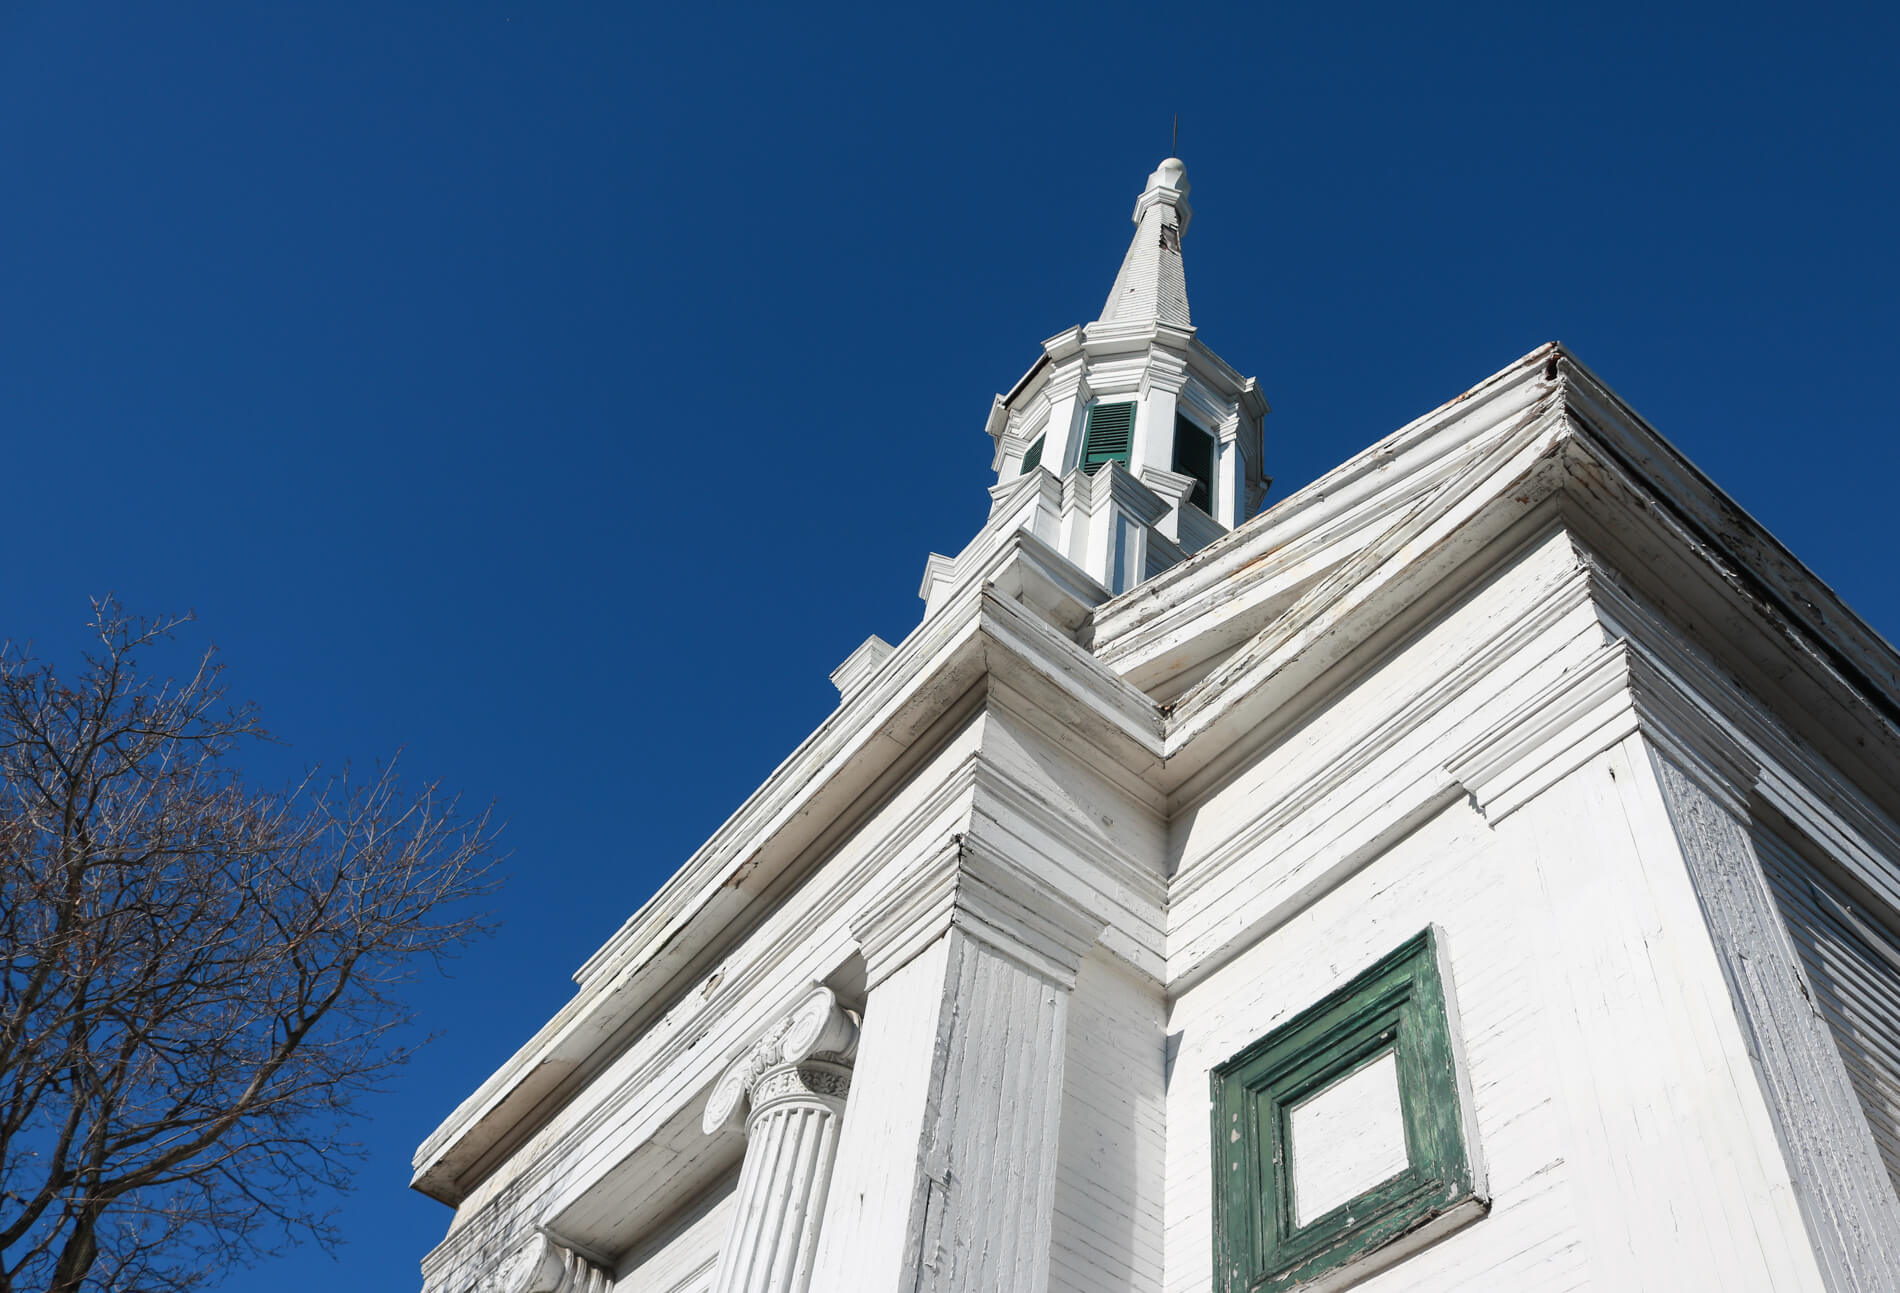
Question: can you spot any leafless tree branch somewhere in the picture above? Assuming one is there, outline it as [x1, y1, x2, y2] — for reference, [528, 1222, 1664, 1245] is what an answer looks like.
[0, 599, 502, 1292]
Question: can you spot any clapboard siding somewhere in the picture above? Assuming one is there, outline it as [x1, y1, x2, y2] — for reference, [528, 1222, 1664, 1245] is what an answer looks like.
[1757, 827, 1900, 1192]
[1049, 950, 1166, 1293]
[616, 1171, 735, 1293]
[1165, 795, 1590, 1293]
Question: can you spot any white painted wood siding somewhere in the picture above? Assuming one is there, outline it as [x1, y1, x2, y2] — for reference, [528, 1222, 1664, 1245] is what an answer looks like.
[1166, 797, 1591, 1293]
[1756, 827, 1900, 1191]
[1049, 949, 1166, 1293]
[616, 1174, 736, 1293]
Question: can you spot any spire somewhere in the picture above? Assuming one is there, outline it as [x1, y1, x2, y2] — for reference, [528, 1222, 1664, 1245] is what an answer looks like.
[930, 152, 1268, 613]
[1098, 157, 1193, 327]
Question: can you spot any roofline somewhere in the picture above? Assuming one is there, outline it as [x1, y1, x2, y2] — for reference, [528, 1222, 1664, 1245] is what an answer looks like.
[414, 339, 1900, 1207]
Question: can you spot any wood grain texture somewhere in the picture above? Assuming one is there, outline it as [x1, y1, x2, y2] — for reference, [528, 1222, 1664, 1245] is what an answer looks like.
[1649, 750, 1900, 1289]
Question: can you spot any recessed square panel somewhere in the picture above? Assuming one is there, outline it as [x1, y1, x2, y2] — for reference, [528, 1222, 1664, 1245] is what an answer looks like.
[1288, 1050, 1409, 1225]
[1210, 929, 1483, 1292]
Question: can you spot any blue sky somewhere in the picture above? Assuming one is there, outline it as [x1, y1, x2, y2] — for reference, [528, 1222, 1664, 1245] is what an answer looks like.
[3, 2, 1897, 1288]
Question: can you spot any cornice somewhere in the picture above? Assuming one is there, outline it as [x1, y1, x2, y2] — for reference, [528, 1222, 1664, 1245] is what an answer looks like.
[1169, 553, 1598, 906]
[1041, 325, 1085, 363]
[1080, 317, 1193, 357]
[967, 756, 1166, 910]
[1554, 358, 1900, 754]
[414, 541, 1161, 1203]
[1584, 561, 1900, 911]
[1087, 346, 1561, 683]
[1155, 394, 1573, 787]
[1138, 347, 1191, 397]
[510, 753, 986, 1233]
[850, 833, 1106, 990]
[1444, 640, 1649, 824]
[983, 393, 1009, 443]
[1082, 459, 1173, 526]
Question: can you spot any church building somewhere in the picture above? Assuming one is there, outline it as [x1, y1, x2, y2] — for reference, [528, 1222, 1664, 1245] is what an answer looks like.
[413, 156, 1900, 1293]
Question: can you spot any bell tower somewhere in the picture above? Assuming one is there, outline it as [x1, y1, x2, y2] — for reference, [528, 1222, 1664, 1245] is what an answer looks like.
[920, 156, 1269, 614]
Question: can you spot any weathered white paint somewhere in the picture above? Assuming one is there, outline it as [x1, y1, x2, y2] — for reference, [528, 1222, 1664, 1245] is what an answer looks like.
[1048, 949, 1166, 1293]
[412, 152, 1900, 1293]
[615, 1176, 733, 1293]
[1289, 1051, 1408, 1226]
[808, 939, 952, 1293]
[702, 987, 858, 1293]
[1754, 826, 1900, 1189]
[1649, 753, 1900, 1289]
[1167, 799, 1571, 1293]
[479, 1234, 614, 1293]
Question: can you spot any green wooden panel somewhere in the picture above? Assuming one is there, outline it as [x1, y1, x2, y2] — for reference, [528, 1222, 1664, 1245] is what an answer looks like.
[1210, 929, 1480, 1292]
[1020, 435, 1044, 475]
[1081, 401, 1135, 473]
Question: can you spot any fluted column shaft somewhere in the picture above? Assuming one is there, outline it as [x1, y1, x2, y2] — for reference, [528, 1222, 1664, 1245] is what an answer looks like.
[704, 987, 858, 1293]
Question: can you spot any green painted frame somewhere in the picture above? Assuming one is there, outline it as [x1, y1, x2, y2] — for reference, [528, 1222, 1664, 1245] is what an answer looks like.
[1210, 929, 1480, 1293]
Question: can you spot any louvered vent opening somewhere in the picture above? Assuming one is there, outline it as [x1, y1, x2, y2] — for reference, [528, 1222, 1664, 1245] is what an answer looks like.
[1081, 401, 1135, 474]
[1019, 435, 1044, 476]
[1757, 827, 1900, 1190]
[1172, 415, 1214, 512]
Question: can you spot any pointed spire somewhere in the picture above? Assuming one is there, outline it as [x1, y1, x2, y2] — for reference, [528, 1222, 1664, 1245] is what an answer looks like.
[1098, 157, 1193, 327]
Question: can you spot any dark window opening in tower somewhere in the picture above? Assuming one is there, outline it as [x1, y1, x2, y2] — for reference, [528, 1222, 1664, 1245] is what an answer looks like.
[1173, 415, 1214, 512]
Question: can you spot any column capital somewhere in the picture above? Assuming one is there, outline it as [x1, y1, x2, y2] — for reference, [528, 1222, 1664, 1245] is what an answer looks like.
[850, 835, 1106, 991]
[703, 985, 860, 1135]
[481, 1233, 613, 1293]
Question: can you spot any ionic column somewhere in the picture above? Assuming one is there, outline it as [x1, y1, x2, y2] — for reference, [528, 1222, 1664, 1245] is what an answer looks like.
[702, 985, 860, 1293]
[482, 1233, 613, 1293]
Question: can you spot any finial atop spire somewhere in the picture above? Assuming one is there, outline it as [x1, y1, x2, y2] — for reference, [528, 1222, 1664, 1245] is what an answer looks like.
[1099, 157, 1193, 326]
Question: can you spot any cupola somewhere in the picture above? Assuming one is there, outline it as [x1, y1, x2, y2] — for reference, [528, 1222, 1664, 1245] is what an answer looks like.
[917, 156, 1269, 617]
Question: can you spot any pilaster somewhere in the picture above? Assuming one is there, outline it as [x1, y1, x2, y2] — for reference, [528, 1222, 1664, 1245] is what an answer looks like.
[1039, 362, 1086, 477]
[809, 839, 1106, 1292]
[1644, 751, 1900, 1290]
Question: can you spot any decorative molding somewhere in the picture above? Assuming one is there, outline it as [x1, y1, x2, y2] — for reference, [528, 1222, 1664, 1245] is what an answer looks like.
[830, 634, 895, 703]
[1172, 555, 1597, 904]
[1446, 640, 1642, 824]
[704, 986, 860, 1134]
[507, 756, 985, 1251]
[850, 835, 1106, 990]
[479, 1233, 613, 1293]
[1091, 345, 1558, 678]
[1448, 630, 1766, 826]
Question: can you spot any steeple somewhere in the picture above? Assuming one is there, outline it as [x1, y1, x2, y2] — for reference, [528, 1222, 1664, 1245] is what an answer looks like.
[918, 156, 1269, 617]
[1099, 157, 1193, 327]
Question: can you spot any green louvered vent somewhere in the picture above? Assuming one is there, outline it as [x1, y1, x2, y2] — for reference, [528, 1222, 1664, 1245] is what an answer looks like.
[1081, 401, 1136, 474]
[1020, 435, 1045, 475]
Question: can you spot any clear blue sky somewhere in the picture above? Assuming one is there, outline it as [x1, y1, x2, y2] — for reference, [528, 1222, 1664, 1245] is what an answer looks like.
[4, 3, 1896, 1289]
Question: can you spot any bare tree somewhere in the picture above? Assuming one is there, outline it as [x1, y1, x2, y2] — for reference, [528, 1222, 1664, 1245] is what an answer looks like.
[0, 600, 501, 1293]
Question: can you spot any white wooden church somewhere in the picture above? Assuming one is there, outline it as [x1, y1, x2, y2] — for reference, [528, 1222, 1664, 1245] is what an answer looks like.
[413, 156, 1900, 1293]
